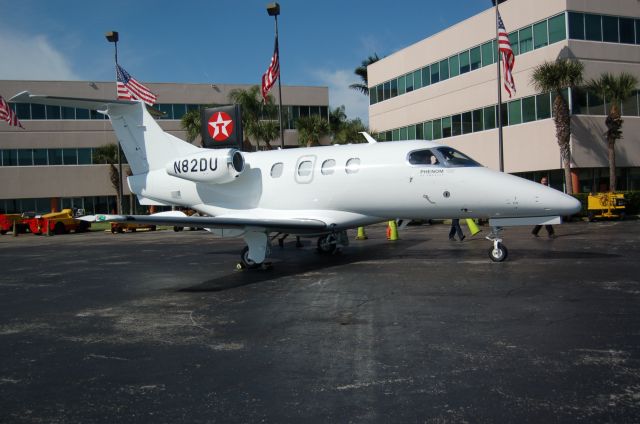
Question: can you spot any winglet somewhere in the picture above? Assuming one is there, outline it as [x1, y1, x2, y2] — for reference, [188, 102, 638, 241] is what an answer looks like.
[359, 132, 377, 144]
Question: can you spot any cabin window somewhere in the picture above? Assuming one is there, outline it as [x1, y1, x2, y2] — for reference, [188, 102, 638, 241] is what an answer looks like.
[270, 162, 283, 178]
[321, 159, 336, 175]
[297, 160, 312, 177]
[408, 149, 439, 165]
[345, 158, 361, 174]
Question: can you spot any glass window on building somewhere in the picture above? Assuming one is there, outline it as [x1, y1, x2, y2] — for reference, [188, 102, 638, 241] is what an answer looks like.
[500, 103, 509, 126]
[622, 91, 638, 116]
[522, 96, 536, 123]
[406, 73, 414, 93]
[451, 114, 462, 136]
[16, 103, 30, 119]
[18, 149, 33, 166]
[421, 66, 431, 87]
[533, 20, 548, 49]
[519, 26, 533, 54]
[90, 109, 105, 120]
[459, 50, 470, 74]
[568, 12, 585, 39]
[78, 148, 92, 165]
[508, 99, 522, 125]
[430, 63, 440, 84]
[588, 91, 605, 115]
[63, 148, 77, 165]
[469, 46, 481, 71]
[377, 85, 384, 102]
[508, 32, 519, 55]
[398, 75, 406, 95]
[76, 108, 90, 119]
[413, 69, 422, 90]
[602, 16, 619, 43]
[461, 112, 472, 134]
[61, 106, 75, 119]
[2, 149, 17, 166]
[48, 149, 63, 165]
[439, 58, 449, 81]
[390, 79, 398, 98]
[433, 119, 442, 139]
[370, 87, 377, 105]
[310, 106, 320, 116]
[392, 129, 400, 141]
[481, 41, 494, 67]
[548, 14, 566, 44]
[33, 149, 48, 165]
[399, 127, 408, 140]
[416, 122, 424, 139]
[424, 121, 433, 140]
[173, 104, 187, 120]
[472, 109, 483, 132]
[619, 18, 634, 44]
[441, 116, 452, 138]
[408, 125, 416, 140]
[46, 105, 61, 120]
[484, 106, 496, 130]
[383, 81, 391, 100]
[31, 104, 45, 120]
[636, 19, 640, 44]
[320, 106, 328, 120]
[537, 93, 552, 119]
[157, 104, 172, 119]
[585, 14, 602, 41]
[449, 54, 460, 77]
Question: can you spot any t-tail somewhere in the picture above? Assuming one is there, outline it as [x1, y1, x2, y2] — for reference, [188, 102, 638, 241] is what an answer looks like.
[9, 92, 198, 175]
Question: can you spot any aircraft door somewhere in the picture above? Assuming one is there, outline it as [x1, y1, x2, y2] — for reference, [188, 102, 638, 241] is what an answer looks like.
[294, 155, 316, 184]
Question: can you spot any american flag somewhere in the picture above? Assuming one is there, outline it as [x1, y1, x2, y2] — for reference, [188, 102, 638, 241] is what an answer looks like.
[116, 64, 157, 106]
[261, 37, 280, 102]
[0, 95, 23, 128]
[497, 11, 516, 97]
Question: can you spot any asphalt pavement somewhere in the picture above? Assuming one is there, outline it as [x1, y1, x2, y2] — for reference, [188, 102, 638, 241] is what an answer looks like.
[1, 220, 639, 423]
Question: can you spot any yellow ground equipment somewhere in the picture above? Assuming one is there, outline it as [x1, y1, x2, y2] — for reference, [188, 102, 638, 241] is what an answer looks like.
[27, 209, 90, 235]
[587, 192, 626, 221]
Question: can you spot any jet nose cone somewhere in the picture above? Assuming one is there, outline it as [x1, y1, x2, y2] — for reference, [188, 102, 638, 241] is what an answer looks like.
[554, 192, 582, 215]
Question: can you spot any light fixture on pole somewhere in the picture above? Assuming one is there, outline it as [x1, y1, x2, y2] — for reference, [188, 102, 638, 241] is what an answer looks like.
[266, 2, 285, 149]
[105, 30, 124, 214]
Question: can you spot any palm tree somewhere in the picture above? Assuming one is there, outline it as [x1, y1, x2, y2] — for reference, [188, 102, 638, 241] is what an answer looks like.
[229, 86, 278, 151]
[181, 109, 202, 144]
[296, 115, 330, 147]
[253, 119, 280, 151]
[93, 143, 126, 213]
[585, 72, 638, 192]
[349, 53, 380, 96]
[530, 58, 584, 194]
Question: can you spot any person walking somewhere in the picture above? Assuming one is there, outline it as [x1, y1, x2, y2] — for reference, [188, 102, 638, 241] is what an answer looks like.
[532, 176, 556, 238]
[449, 219, 465, 241]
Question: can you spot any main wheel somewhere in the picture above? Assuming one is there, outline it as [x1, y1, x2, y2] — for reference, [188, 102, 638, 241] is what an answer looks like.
[489, 242, 508, 262]
[317, 234, 337, 254]
[240, 246, 261, 269]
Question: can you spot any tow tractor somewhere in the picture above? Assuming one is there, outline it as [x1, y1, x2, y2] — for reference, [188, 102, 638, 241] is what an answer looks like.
[587, 192, 626, 221]
[26, 208, 90, 235]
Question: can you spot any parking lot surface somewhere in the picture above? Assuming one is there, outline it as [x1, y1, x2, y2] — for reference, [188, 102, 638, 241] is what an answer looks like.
[1, 220, 639, 423]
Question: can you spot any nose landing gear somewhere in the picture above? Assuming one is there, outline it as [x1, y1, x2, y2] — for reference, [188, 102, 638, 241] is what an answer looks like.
[486, 227, 508, 262]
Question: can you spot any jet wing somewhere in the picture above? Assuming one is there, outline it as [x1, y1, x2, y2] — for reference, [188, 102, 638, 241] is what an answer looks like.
[81, 212, 328, 233]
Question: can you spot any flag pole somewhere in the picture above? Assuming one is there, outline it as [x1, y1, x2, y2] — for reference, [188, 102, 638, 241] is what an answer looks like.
[495, 4, 504, 172]
[105, 31, 124, 214]
[274, 15, 285, 149]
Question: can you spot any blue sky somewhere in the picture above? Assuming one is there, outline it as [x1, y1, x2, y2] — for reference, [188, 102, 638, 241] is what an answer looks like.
[0, 0, 490, 123]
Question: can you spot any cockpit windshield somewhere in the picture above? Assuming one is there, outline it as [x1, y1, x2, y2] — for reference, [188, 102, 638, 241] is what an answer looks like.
[407, 148, 481, 168]
[435, 147, 481, 167]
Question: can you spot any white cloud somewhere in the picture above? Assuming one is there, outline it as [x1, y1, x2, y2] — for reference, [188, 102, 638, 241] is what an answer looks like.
[311, 68, 370, 125]
[0, 30, 79, 80]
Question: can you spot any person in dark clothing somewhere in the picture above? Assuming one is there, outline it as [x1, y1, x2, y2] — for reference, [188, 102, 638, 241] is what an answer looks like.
[532, 177, 556, 238]
[449, 219, 465, 241]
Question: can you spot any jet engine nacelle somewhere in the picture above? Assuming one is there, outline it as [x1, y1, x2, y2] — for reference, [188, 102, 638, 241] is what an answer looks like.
[166, 148, 245, 184]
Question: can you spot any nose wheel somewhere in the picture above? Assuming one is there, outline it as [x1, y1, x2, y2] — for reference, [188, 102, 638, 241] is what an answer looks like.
[486, 226, 508, 262]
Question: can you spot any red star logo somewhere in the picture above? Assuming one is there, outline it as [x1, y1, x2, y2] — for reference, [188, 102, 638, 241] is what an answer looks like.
[207, 111, 234, 142]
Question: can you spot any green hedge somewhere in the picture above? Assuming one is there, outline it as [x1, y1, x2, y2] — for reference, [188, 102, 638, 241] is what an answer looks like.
[572, 191, 640, 216]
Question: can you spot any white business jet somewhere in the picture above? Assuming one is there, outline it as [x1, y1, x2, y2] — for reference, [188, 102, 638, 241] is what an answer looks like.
[11, 92, 581, 266]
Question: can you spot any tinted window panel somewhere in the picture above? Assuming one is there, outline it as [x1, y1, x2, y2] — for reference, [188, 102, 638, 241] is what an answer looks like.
[424, 121, 433, 140]
[399, 127, 407, 140]
[619, 18, 634, 44]
[459, 51, 470, 74]
[602, 16, 619, 42]
[469, 47, 481, 70]
[405, 73, 414, 93]
[390, 79, 398, 98]
[472, 109, 483, 132]
[18, 149, 33, 166]
[461, 112, 472, 134]
[585, 14, 602, 41]
[508, 32, 519, 55]
[522, 96, 536, 123]
[48, 149, 63, 165]
[449, 55, 460, 77]
[16, 103, 30, 119]
[439, 59, 449, 81]
[413, 70, 422, 89]
[481, 41, 494, 67]
[61, 106, 75, 119]
[568, 12, 585, 40]
[63, 149, 77, 165]
[622, 91, 638, 116]
[398, 75, 406, 95]
[78, 148, 92, 165]
[533, 21, 548, 49]
[430, 63, 439, 84]
[173, 104, 186, 120]
[416, 123, 424, 139]
[548, 14, 566, 44]
[76, 108, 90, 119]
[383, 82, 391, 100]
[451, 114, 462, 136]
[46, 105, 60, 120]
[3, 149, 17, 166]
[519, 26, 533, 53]
[484, 106, 496, 130]
[441, 116, 452, 138]
[422, 66, 430, 87]
[433, 119, 442, 139]
[31, 104, 45, 119]
[537, 93, 552, 119]
[508, 100, 522, 125]
[588, 91, 605, 115]
[408, 125, 416, 140]
[33, 149, 48, 165]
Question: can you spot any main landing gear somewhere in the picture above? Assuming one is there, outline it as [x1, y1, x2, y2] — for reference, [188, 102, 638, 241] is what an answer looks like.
[317, 231, 348, 255]
[486, 226, 508, 262]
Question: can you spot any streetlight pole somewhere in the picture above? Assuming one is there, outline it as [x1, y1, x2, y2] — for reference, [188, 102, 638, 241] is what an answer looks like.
[105, 31, 124, 214]
[267, 3, 285, 149]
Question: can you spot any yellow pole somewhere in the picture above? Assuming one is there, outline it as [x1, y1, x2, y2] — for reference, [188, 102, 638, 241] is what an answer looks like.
[465, 218, 481, 236]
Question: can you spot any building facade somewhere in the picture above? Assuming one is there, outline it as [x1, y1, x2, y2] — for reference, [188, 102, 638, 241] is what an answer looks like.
[0, 80, 328, 214]
[368, 0, 640, 193]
